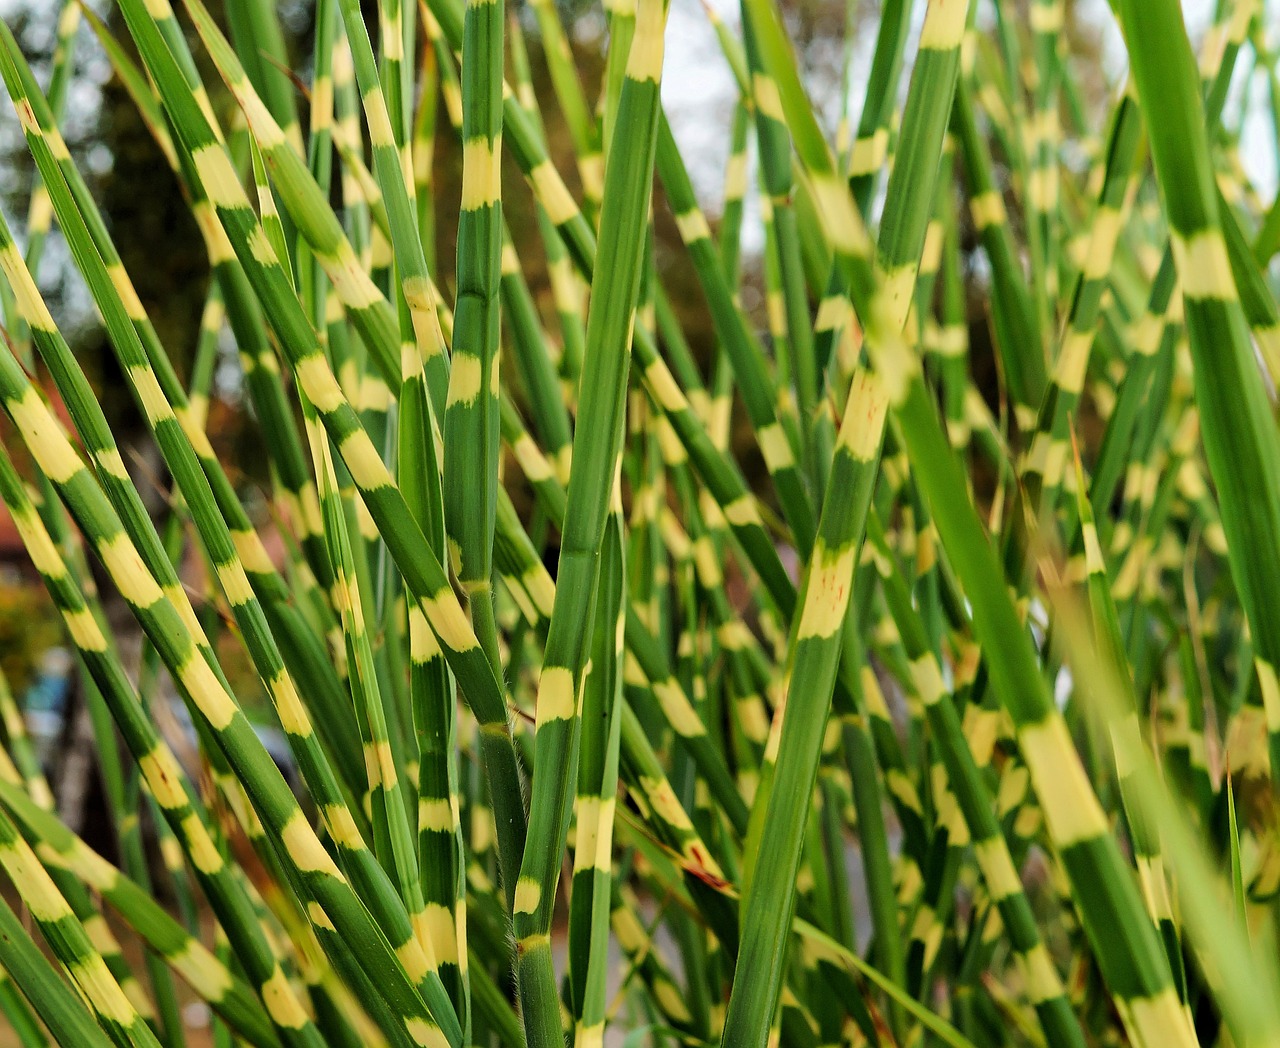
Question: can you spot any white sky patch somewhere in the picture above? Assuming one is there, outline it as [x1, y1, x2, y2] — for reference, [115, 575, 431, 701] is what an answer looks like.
[660, 0, 765, 251]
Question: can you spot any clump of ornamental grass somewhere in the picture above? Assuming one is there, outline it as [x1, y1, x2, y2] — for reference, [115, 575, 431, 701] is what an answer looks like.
[0, 0, 1276, 1045]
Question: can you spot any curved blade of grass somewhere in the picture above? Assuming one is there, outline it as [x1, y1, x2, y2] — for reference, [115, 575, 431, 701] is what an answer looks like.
[721, 368, 887, 1046]
[510, 4, 667, 1043]
[0, 778, 281, 1048]
[1114, 0, 1280, 797]
[0, 890, 116, 1048]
